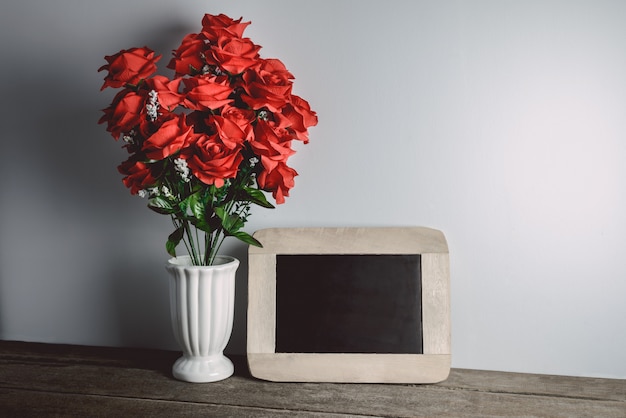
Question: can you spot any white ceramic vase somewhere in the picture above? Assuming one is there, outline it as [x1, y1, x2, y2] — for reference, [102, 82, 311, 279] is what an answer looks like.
[166, 255, 239, 383]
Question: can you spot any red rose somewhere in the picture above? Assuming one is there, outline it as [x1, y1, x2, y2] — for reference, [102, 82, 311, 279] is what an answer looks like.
[145, 75, 183, 110]
[183, 133, 243, 188]
[278, 95, 318, 143]
[242, 58, 293, 112]
[257, 162, 297, 204]
[250, 120, 296, 173]
[167, 33, 208, 76]
[182, 75, 233, 110]
[99, 88, 145, 139]
[201, 14, 250, 42]
[141, 115, 193, 160]
[221, 104, 256, 133]
[99, 47, 160, 90]
[210, 115, 252, 149]
[208, 36, 261, 75]
[118, 158, 157, 195]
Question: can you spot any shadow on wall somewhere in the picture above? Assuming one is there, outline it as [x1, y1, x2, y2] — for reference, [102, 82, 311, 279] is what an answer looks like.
[225, 243, 250, 355]
[107, 256, 174, 349]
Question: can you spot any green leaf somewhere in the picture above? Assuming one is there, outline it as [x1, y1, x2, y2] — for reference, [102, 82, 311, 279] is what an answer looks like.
[190, 217, 213, 233]
[148, 196, 177, 215]
[187, 192, 206, 222]
[214, 207, 244, 233]
[242, 187, 275, 208]
[178, 197, 189, 216]
[214, 207, 230, 228]
[214, 206, 260, 247]
[231, 230, 263, 247]
[166, 226, 185, 257]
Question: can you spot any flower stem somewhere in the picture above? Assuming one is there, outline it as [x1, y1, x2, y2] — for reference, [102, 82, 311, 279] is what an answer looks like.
[182, 220, 200, 265]
[206, 229, 225, 265]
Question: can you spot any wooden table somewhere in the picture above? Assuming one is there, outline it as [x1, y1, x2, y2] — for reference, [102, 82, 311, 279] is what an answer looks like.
[1, 341, 624, 417]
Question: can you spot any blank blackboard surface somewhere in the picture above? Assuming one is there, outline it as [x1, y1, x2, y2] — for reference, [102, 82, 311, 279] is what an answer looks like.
[275, 254, 422, 354]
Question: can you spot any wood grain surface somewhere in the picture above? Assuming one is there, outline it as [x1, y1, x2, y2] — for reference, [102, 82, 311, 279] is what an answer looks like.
[1, 341, 624, 417]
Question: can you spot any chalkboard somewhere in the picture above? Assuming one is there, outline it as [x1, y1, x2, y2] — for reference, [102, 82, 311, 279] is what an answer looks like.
[275, 254, 422, 354]
[247, 227, 450, 384]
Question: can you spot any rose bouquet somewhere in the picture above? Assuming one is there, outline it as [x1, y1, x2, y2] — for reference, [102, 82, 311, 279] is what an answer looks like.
[99, 13, 317, 265]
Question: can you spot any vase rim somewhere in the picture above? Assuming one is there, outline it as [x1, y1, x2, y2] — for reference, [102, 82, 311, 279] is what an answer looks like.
[166, 255, 239, 269]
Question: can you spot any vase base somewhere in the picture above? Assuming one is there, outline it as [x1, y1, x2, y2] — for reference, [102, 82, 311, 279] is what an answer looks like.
[172, 354, 234, 383]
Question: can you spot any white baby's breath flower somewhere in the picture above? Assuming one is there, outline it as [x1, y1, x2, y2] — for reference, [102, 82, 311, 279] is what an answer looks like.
[174, 157, 191, 182]
[146, 90, 160, 121]
[257, 110, 269, 121]
[122, 129, 136, 144]
[161, 186, 174, 199]
[249, 157, 259, 168]
[138, 190, 148, 198]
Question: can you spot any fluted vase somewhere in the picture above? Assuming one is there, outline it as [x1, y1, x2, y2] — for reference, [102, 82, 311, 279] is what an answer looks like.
[166, 255, 239, 383]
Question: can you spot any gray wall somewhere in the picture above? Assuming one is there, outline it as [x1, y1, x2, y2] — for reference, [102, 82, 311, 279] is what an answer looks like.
[1, 0, 625, 379]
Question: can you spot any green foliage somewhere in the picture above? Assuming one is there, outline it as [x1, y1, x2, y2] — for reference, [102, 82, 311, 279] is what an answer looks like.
[166, 226, 185, 257]
[148, 196, 178, 215]
[240, 186, 275, 209]
[145, 153, 269, 265]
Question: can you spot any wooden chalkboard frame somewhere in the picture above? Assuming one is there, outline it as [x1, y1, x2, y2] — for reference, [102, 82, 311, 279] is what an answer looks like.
[247, 227, 451, 383]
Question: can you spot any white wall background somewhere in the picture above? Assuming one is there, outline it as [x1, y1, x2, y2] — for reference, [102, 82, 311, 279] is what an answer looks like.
[1, 0, 625, 379]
